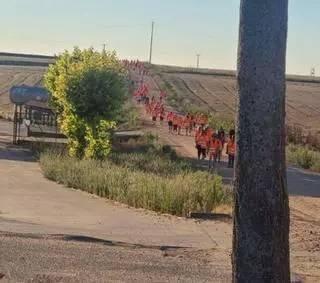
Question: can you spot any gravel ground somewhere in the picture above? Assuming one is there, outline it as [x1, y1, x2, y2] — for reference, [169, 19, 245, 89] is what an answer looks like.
[0, 232, 231, 283]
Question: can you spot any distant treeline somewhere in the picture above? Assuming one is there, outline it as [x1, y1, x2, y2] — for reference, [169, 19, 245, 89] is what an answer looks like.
[0, 52, 56, 60]
[0, 52, 56, 67]
[0, 60, 51, 67]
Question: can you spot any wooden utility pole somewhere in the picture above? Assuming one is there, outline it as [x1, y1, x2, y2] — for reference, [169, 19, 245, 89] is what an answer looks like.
[196, 54, 200, 69]
[233, 0, 290, 282]
[149, 21, 154, 64]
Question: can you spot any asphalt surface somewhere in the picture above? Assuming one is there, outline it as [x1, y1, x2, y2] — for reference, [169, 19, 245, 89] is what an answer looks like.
[0, 232, 231, 283]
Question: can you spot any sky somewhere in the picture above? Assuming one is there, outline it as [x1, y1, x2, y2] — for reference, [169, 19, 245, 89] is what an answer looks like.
[0, 0, 319, 75]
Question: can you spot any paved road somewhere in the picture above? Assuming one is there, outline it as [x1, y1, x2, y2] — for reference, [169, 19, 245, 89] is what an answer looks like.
[0, 232, 231, 283]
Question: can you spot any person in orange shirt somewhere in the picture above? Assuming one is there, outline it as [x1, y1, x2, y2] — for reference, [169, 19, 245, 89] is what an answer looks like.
[190, 115, 195, 132]
[198, 114, 206, 127]
[196, 129, 208, 160]
[226, 134, 236, 168]
[159, 107, 165, 126]
[172, 115, 178, 134]
[208, 133, 222, 169]
[167, 112, 174, 133]
[183, 115, 190, 136]
[195, 126, 202, 144]
[206, 127, 213, 142]
[151, 108, 158, 125]
[177, 116, 183, 135]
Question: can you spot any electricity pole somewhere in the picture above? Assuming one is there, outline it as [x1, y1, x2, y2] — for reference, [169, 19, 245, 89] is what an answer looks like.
[102, 43, 107, 52]
[196, 54, 200, 69]
[149, 21, 154, 64]
[311, 67, 315, 77]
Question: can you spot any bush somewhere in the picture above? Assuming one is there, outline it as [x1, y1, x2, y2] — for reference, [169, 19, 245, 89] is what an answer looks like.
[285, 125, 320, 150]
[40, 150, 232, 217]
[45, 47, 126, 159]
[286, 144, 320, 172]
[115, 99, 142, 131]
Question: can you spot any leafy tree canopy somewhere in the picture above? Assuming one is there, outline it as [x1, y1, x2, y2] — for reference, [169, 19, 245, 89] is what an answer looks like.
[45, 47, 127, 159]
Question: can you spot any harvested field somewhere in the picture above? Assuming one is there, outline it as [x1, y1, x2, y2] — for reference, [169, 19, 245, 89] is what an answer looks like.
[1, 57, 320, 137]
[151, 65, 320, 137]
[0, 66, 47, 117]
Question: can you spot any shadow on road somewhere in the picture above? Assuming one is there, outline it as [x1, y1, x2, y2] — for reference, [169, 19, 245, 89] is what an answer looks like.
[0, 231, 189, 251]
[0, 140, 36, 162]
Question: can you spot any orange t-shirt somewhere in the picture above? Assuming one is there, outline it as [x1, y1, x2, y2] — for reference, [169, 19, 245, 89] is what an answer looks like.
[227, 140, 236, 156]
[173, 117, 178, 125]
[199, 115, 206, 125]
[184, 118, 190, 128]
[206, 128, 213, 140]
[208, 139, 221, 152]
[197, 135, 209, 149]
[195, 130, 201, 141]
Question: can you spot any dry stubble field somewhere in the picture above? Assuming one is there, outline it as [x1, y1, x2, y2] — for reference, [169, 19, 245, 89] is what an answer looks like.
[151, 65, 320, 137]
[1, 57, 320, 138]
[0, 66, 47, 117]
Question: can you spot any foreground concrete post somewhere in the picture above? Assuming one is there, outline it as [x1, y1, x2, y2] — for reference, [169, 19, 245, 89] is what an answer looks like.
[232, 1, 290, 282]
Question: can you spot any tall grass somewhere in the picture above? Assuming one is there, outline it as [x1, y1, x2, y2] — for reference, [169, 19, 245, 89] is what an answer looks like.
[287, 144, 320, 172]
[39, 136, 232, 217]
[286, 125, 320, 151]
[115, 99, 142, 131]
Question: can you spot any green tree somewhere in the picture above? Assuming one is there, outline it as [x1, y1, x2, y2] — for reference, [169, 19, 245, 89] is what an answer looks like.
[45, 47, 126, 159]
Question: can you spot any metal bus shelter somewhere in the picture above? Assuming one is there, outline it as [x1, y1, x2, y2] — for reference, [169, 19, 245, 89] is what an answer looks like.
[10, 85, 63, 144]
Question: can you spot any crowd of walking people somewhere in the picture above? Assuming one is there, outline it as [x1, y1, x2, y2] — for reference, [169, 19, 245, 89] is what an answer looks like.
[125, 59, 236, 169]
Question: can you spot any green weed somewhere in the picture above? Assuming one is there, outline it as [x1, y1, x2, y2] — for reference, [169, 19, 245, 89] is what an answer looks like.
[286, 144, 320, 172]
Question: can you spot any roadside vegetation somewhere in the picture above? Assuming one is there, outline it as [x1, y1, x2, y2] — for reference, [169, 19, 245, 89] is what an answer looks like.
[115, 99, 142, 131]
[38, 133, 232, 217]
[287, 144, 320, 172]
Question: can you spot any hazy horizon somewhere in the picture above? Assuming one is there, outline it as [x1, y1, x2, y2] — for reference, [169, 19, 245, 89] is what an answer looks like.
[1, 0, 319, 76]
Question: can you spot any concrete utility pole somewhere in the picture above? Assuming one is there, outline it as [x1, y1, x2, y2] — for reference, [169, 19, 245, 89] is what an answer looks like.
[149, 21, 154, 64]
[233, 0, 290, 282]
[196, 54, 200, 69]
[311, 67, 315, 77]
[102, 44, 106, 52]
